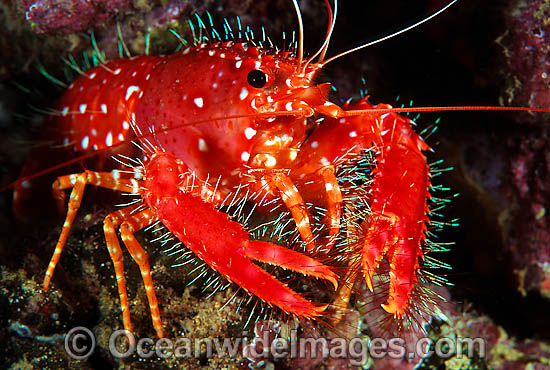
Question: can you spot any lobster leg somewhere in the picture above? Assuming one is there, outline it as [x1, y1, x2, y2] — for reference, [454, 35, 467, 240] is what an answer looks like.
[144, 153, 338, 319]
[360, 128, 430, 317]
[103, 206, 139, 335]
[116, 209, 165, 338]
[150, 189, 338, 318]
[292, 99, 431, 317]
[342, 102, 431, 317]
[317, 166, 343, 246]
[44, 171, 137, 290]
[263, 172, 315, 250]
[104, 206, 166, 338]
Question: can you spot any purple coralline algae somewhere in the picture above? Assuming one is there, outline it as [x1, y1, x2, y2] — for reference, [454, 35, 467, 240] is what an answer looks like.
[21, 0, 133, 34]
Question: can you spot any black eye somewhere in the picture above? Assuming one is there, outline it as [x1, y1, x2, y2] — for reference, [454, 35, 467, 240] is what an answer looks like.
[247, 69, 267, 88]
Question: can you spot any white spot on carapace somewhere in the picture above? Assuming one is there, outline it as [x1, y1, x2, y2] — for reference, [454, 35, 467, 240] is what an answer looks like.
[198, 138, 208, 152]
[311, 141, 319, 148]
[321, 157, 330, 165]
[106, 131, 113, 146]
[244, 127, 256, 140]
[212, 83, 218, 89]
[349, 131, 358, 137]
[91, 128, 98, 136]
[285, 78, 292, 87]
[289, 151, 298, 160]
[123, 121, 130, 130]
[131, 71, 137, 77]
[61, 107, 69, 116]
[265, 155, 277, 167]
[79, 104, 87, 113]
[285, 102, 293, 111]
[267, 117, 276, 122]
[194, 97, 204, 108]
[239, 87, 248, 100]
[114, 68, 122, 75]
[145, 74, 151, 80]
[241, 151, 250, 162]
[118, 133, 124, 141]
[89, 72, 96, 79]
[235, 60, 242, 69]
[208, 50, 215, 56]
[100, 104, 108, 114]
[381, 129, 390, 136]
[112, 170, 120, 180]
[125, 85, 140, 101]
[81, 136, 89, 150]
[325, 183, 333, 191]
[339, 118, 346, 123]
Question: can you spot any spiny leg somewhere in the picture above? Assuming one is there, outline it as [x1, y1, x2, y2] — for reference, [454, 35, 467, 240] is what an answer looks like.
[44, 174, 87, 290]
[329, 203, 362, 325]
[263, 172, 315, 250]
[44, 170, 138, 288]
[103, 204, 145, 334]
[360, 123, 430, 316]
[317, 166, 343, 247]
[117, 209, 165, 338]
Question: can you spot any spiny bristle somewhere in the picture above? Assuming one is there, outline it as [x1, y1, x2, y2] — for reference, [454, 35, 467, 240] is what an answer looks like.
[330, 145, 455, 338]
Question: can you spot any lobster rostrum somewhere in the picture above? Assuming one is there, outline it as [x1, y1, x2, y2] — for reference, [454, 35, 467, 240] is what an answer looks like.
[14, 0, 467, 337]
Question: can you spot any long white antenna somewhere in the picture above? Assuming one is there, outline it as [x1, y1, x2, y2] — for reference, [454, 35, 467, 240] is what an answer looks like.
[321, 0, 458, 66]
[291, 0, 304, 69]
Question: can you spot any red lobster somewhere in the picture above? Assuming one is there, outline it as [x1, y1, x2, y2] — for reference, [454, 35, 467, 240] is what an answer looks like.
[16, 0, 535, 336]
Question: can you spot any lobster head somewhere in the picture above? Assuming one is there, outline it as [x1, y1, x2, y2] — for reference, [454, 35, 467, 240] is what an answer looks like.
[136, 42, 330, 191]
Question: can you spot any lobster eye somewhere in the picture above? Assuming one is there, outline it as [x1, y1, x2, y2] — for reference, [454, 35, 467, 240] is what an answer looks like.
[247, 69, 267, 88]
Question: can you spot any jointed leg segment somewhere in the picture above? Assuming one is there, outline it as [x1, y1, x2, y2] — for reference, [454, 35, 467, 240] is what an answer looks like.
[44, 170, 165, 337]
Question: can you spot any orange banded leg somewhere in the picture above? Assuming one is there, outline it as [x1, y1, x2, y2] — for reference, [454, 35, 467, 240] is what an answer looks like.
[103, 205, 144, 335]
[264, 173, 315, 250]
[317, 166, 343, 247]
[43, 171, 137, 289]
[113, 208, 165, 338]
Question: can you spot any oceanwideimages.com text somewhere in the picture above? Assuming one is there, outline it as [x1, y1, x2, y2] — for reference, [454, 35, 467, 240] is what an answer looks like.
[64, 326, 486, 365]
